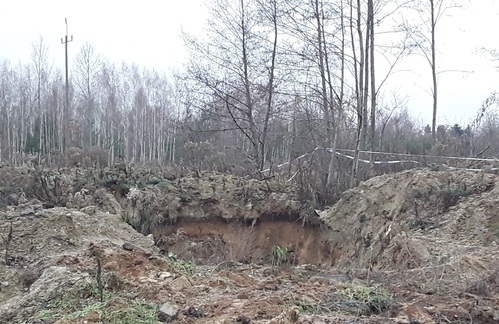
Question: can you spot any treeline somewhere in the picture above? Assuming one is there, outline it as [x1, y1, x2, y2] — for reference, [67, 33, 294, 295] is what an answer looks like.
[1, 0, 498, 205]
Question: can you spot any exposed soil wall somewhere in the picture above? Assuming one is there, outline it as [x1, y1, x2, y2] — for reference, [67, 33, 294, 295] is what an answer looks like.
[154, 218, 333, 266]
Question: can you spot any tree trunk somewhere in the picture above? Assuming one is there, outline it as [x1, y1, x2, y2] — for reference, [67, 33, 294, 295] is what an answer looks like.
[240, 0, 260, 169]
[368, 0, 376, 174]
[259, 0, 278, 171]
[430, 0, 438, 143]
[362, 2, 370, 151]
[315, 0, 332, 148]
[350, 0, 364, 187]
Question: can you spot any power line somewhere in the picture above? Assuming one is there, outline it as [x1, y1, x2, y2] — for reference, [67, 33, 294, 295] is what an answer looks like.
[61, 18, 73, 152]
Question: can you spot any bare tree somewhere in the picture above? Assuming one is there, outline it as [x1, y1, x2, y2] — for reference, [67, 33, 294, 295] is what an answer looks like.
[429, 0, 439, 143]
[350, 0, 413, 183]
[256, 0, 279, 170]
[0, 61, 11, 161]
[404, 0, 461, 142]
[182, 0, 280, 171]
[74, 43, 101, 147]
[349, 0, 368, 186]
[30, 36, 53, 161]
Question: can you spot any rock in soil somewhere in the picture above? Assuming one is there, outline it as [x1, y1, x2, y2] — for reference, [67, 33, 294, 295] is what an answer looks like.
[157, 302, 179, 322]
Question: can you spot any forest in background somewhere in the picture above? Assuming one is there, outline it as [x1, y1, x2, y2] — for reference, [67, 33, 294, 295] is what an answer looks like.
[1, 0, 499, 206]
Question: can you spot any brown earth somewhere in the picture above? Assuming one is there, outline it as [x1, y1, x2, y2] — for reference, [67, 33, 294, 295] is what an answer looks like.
[154, 219, 332, 266]
[0, 202, 391, 323]
[1, 166, 499, 323]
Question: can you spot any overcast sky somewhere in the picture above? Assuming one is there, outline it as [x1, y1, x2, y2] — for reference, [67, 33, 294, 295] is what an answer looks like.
[1, 0, 498, 127]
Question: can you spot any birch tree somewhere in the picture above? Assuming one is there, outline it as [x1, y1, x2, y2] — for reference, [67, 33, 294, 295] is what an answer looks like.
[30, 37, 52, 161]
[182, 0, 280, 171]
[74, 42, 101, 147]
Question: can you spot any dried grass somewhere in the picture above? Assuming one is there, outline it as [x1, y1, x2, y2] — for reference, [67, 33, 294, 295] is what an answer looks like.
[227, 225, 255, 263]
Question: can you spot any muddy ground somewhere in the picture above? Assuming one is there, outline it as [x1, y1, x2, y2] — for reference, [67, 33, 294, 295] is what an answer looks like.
[1, 165, 499, 323]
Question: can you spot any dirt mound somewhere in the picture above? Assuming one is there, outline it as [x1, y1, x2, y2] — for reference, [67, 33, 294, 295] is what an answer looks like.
[120, 171, 316, 233]
[1, 202, 155, 265]
[318, 168, 496, 268]
[0, 266, 94, 322]
[0, 165, 318, 229]
[0, 201, 157, 309]
[2, 166, 499, 323]
[318, 168, 499, 303]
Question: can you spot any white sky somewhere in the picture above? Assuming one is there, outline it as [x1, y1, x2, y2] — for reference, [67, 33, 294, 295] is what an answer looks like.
[395, 0, 499, 127]
[0, 0, 208, 70]
[1, 0, 498, 127]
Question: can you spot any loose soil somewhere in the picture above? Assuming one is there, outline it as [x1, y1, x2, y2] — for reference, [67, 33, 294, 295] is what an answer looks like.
[1, 165, 499, 323]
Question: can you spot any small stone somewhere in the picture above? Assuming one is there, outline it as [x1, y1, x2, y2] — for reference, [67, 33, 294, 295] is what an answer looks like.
[157, 302, 179, 322]
[185, 306, 204, 318]
[122, 242, 151, 256]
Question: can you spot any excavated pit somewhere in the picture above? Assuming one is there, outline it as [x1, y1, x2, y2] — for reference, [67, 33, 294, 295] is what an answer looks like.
[153, 216, 333, 266]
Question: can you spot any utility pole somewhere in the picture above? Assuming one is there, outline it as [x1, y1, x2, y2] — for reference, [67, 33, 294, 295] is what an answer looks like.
[61, 18, 73, 152]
